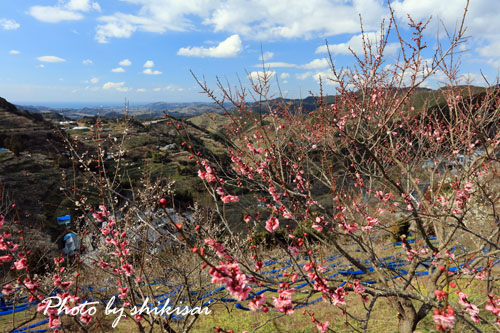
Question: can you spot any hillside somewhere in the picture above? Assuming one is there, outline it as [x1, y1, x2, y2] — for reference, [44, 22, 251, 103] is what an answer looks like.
[187, 112, 232, 135]
[0, 97, 72, 238]
[16, 101, 228, 120]
[0, 96, 234, 250]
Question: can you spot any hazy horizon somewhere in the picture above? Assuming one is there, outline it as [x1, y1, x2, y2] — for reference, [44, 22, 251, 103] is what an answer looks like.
[11, 100, 213, 109]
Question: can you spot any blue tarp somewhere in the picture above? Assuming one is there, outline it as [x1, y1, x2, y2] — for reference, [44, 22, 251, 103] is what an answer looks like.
[57, 215, 71, 226]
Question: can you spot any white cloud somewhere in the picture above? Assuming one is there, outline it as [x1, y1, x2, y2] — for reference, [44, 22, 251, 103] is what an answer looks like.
[259, 51, 274, 61]
[383, 43, 400, 57]
[316, 32, 399, 57]
[83, 85, 99, 91]
[296, 72, 312, 80]
[112, 67, 125, 73]
[205, 0, 386, 40]
[37, 56, 66, 63]
[82, 59, 93, 65]
[119, 59, 132, 66]
[95, 16, 136, 43]
[140, 60, 163, 75]
[9, 50, 20, 55]
[301, 58, 330, 69]
[143, 60, 155, 68]
[90, 77, 99, 84]
[458, 73, 486, 86]
[177, 34, 242, 58]
[93, 1, 215, 43]
[102, 81, 129, 92]
[143, 69, 162, 75]
[280, 72, 290, 79]
[391, 0, 494, 37]
[153, 87, 162, 92]
[384, 57, 440, 88]
[253, 58, 330, 71]
[255, 61, 297, 68]
[160, 84, 183, 92]
[390, 0, 500, 64]
[0, 19, 20, 30]
[29, 6, 84, 23]
[486, 58, 500, 70]
[103, 81, 123, 89]
[29, 1, 100, 23]
[248, 71, 276, 82]
[95, 0, 384, 42]
[315, 45, 327, 54]
[90, 1, 392, 43]
[37, 64, 45, 68]
[66, 0, 101, 12]
[479, 42, 500, 58]
[312, 70, 337, 85]
[253, 59, 330, 69]
[295, 68, 338, 86]
[137, 88, 146, 92]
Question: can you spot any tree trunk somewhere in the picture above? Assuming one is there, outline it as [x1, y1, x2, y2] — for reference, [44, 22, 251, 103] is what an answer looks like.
[397, 300, 420, 333]
[399, 315, 418, 333]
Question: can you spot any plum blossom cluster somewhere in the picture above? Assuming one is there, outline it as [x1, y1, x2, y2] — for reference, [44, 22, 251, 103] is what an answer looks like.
[37, 247, 92, 328]
[0, 215, 25, 276]
[216, 187, 239, 204]
[452, 181, 474, 214]
[0, 214, 41, 301]
[198, 160, 240, 204]
[37, 291, 94, 328]
[485, 294, 500, 326]
[197, 160, 217, 183]
[95, 205, 134, 278]
[208, 262, 252, 302]
[433, 306, 456, 331]
[203, 238, 261, 306]
[204, 238, 232, 261]
[458, 292, 479, 323]
[0, 214, 87, 331]
[272, 288, 294, 314]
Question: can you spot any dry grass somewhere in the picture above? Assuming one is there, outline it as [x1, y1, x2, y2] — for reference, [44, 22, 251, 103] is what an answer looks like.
[2, 241, 499, 333]
[2, 274, 499, 332]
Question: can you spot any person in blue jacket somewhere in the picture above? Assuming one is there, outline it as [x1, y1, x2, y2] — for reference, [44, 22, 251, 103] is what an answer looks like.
[62, 232, 80, 257]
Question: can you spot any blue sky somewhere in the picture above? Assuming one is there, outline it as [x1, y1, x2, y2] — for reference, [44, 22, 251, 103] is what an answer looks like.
[0, 0, 499, 105]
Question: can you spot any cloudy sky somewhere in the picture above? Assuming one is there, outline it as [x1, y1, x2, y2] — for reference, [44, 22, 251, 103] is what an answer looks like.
[0, 0, 498, 105]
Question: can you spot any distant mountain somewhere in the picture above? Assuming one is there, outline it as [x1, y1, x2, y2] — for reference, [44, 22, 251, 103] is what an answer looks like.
[14, 85, 487, 121]
[15, 102, 228, 120]
[135, 101, 211, 111]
